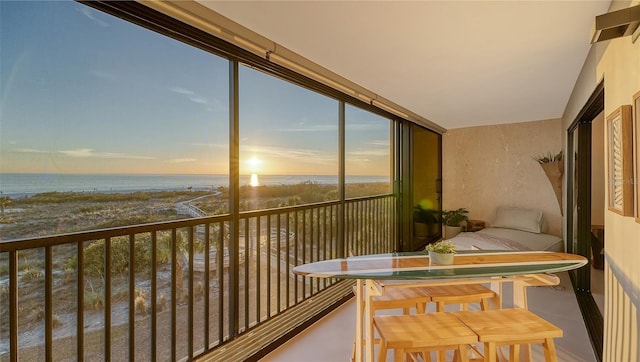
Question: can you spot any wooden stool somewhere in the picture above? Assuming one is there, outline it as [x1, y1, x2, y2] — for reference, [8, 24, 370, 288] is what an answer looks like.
[352, 285, 432, 361]
[423, 284, 495, 361]
[423, 284, 496, 312]
[453, 309, 563, 362]
[374, 313, 477, 362]
[359, 285, 433, 314]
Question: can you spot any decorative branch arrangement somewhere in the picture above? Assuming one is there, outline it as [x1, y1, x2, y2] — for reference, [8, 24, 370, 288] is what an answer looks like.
[534, 151, 564, 215]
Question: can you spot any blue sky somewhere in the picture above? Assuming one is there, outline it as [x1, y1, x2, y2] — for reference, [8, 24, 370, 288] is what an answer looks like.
[0, 0, 390, 176]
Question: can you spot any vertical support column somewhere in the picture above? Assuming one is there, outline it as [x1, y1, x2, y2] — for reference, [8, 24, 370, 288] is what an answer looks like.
[338, 101, 346, 258]
[364, 279, 382, 362]
[399, 121, 412, 251]
[228, 59, 240, 338]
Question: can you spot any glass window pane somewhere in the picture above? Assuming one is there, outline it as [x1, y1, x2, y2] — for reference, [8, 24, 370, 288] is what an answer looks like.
[0, 0, 229, 240]
[345, 105, 392, 198]
[412, 125, 441, 241]
[238, 65, 339, 211]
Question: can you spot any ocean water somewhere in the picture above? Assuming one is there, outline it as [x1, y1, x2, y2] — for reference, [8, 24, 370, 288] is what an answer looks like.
[0, 173, 389, 197]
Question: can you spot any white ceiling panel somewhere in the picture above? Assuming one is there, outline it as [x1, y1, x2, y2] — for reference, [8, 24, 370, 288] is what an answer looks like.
[199, 1, 611, 129]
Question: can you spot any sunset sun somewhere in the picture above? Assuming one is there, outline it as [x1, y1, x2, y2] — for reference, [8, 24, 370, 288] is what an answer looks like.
[246, 156, 263, 186]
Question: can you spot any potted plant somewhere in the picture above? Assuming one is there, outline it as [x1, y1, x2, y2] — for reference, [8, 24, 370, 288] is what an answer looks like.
[441, 208, 469, 239]
[413, 203, 439, 238]
[425, 240, 456, 265]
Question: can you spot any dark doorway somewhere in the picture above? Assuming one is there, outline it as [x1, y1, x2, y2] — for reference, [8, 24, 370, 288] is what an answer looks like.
[566, 81, 604, 361]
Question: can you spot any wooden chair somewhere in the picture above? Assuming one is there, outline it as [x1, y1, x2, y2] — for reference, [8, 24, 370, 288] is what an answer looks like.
[452, 308, 563, 362]
[374, 313, 478, 362]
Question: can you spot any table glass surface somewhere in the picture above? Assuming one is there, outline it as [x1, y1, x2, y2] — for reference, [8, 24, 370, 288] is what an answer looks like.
[292, 250, 588, 280]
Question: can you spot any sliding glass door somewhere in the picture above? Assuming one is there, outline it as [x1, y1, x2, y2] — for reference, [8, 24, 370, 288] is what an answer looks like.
[566, 82, 604, 361]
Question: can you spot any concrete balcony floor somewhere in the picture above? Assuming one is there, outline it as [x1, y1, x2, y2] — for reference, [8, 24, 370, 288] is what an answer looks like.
[261, 271, 602, 362]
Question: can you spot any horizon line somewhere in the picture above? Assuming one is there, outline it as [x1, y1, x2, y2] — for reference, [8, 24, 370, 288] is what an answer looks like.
[0, 172, 389, 177]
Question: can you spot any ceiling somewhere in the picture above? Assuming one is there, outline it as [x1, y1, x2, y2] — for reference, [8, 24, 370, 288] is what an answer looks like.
[199, 1, 611, 130]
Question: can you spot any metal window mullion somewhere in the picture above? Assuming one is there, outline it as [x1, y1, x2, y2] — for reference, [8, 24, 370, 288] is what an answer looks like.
[338, 101, 346, 258]
[228, 59, 240, 340]
[45, 246, 52, 362]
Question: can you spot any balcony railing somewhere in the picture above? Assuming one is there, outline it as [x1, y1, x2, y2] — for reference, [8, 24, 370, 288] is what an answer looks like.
[0, 194, 396, 361]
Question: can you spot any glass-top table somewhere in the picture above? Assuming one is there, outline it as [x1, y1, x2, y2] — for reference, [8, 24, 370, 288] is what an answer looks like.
[293, 250, 587, 280]
[293, 250, 588, 362]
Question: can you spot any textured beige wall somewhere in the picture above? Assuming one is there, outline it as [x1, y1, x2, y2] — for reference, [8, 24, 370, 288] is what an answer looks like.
[596, 5, 640, 361]
[442, 118, 563, 236]
[562, 1, 640, 360]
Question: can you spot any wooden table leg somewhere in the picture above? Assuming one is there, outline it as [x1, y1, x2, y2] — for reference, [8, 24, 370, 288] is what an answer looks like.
[365, 279, 382, 362]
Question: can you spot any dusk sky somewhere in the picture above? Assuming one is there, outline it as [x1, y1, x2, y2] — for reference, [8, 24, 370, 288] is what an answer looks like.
[0, 1, 390, 176]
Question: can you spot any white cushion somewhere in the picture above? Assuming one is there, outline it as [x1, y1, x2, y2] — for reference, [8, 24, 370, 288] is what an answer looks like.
[492, 207, 543, 234]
